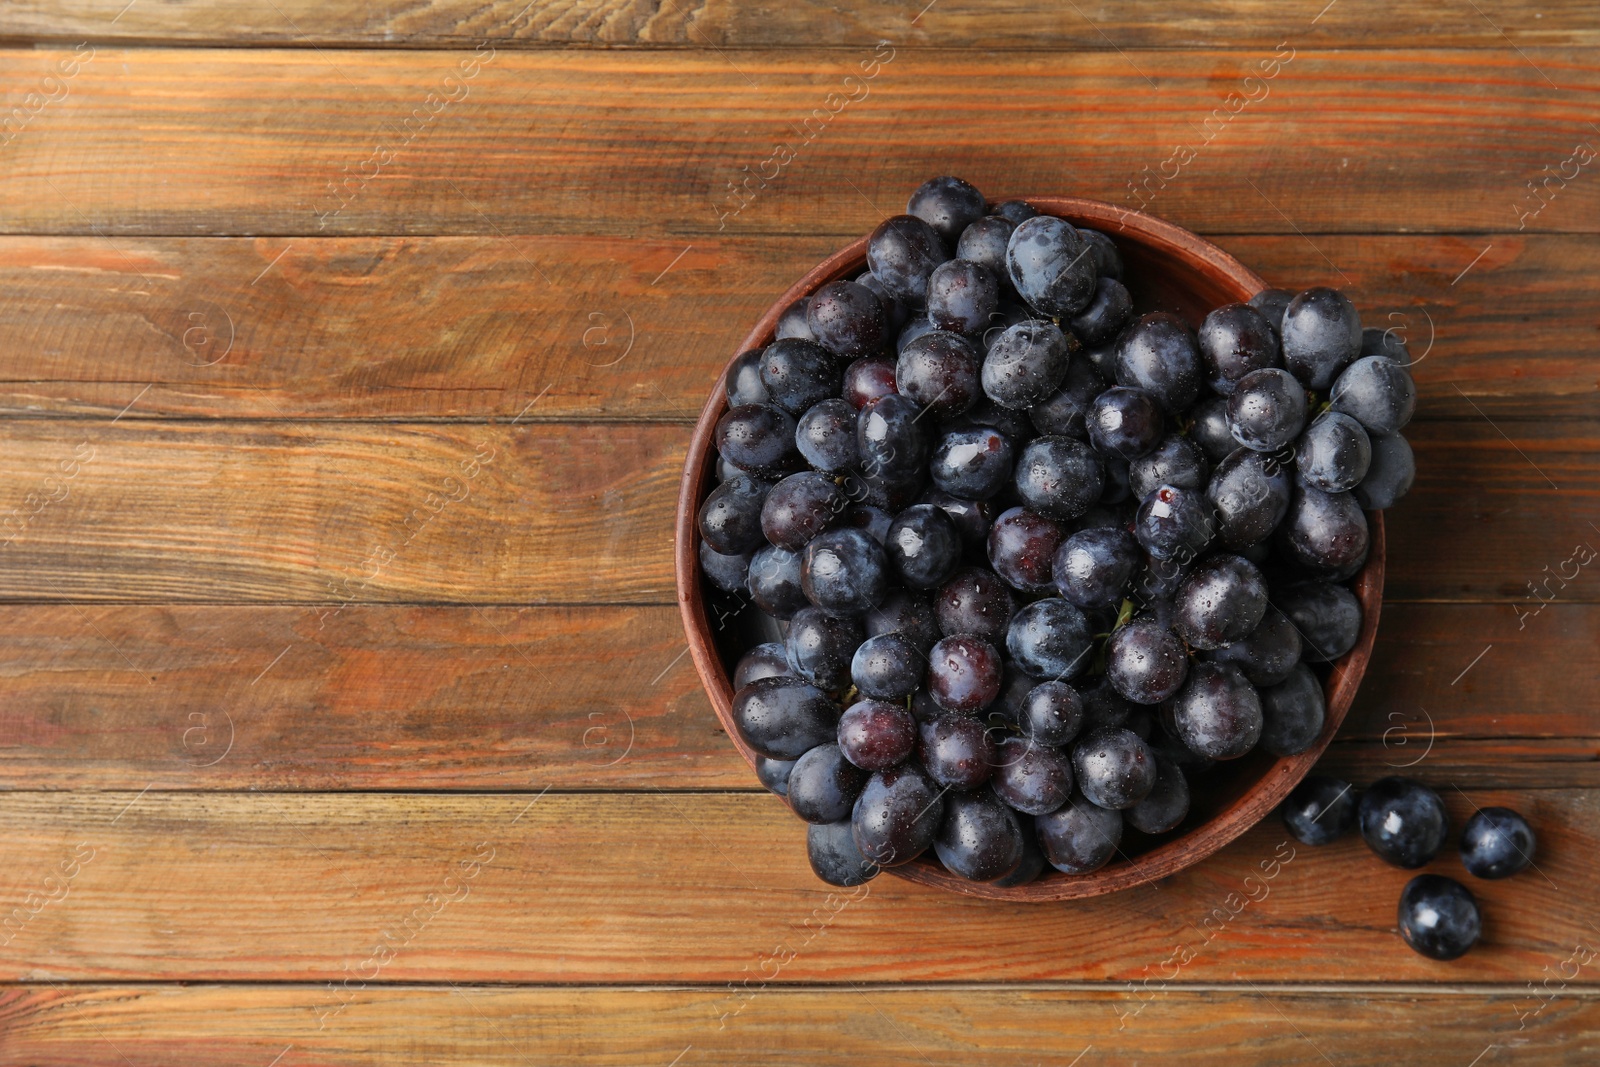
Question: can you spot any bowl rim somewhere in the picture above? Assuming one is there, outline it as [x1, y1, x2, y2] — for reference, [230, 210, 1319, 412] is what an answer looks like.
[675, 196, 1385, 901]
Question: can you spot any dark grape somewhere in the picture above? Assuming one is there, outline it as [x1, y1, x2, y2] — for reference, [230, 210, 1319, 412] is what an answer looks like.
[1054, 526, 1140, 610]
[756, 755, 797, 796]
[867, 214, 946, 307]
[1352, 432, 1414, 509]
[1006, 598, 1094, 681]
[1228, 367, 1308, 452]
[897, 331, 982, 417]
[885, 504, 963, 590]
[991, 199, 1039, 225]
[1281, 286, 1361, 391]
[761, 471, 845, 550]
[950, 394, 1035, 443]
[785, 606, 864, 691]
[807, 820, 879, 886]
[956, 216, 1015, 278]
[936, 566, 1018, 644]
[699, 542, 752, 593]
[1035, 791, 1123, 872]
[736, 642, 793, 689]
[935, 789, 1026, 882]
[1168, 662, 1262, 760]
[1013, 435, 1105, 520]
[1358, 776, 1448, 868]
[1029, 360, 1105, 437]
[907, 175, 987, 245]
[732, 676, 840, 760]
[1331, 356, 1416, 435]
[1134, 484, 1215, 562]
[1276, 580, 1362, 663]
[981, 319, 1073, 410]
[1129, 433, 1210, 500]
[1083, 339, 1118, 379]
[855, 269, 908, 331]
[988, 506, 1067, 592]
[864, 587, 941, 651]
[789, 743, 871, 823]
[929, 427, 1014, 500]
[842, 355, 898, 410]
[776, 296, 814, 340]
[807, 279, 887, 358]
[926, 634, 1004, 713]
[747, 543, 808, 619]
[1115, 312, 1204, 413]
[802, 527, 891, 615]
[795, 399, 860, 473]
[1280, 774, 1357, 845]
[1399, 875, 1481, 960]
[1019, 680, 1084, 747]
[1257, 662, 1326, 756]
[1072, 726, 1157, 810]
[918, 714, 996, 790]
[838, 699, 918, 771]
[1173, 554, 1269, 650]
[842, 502, 892, 544]
[1100, 456, 1133, 504]
[1278, 483, 1369, 579]
[927, 260, 1000, 335]
[716, 403, 803, 478]
[1207, 604, 1300, 685]
[1006, 216, 1098, 317]
[1361, 325, 1412, 365]
[992, 737, 1075, 815]
[896, 317, 937, 355]
[1125, 755, 1190, 834]
[851, 632, 925, 700]
[1198, 302, 1280, 395]
[991, 813, 1047, 886]
[760, 338, 842, 415]
[1247, 287, 1293, 333]
[1088, 386, 1165, 460]
[1188, 394, 1237, 463]
[1081, 676, 1137, 731]
[922, 489, 994, 546]
[1205, 447, 1291, 550]
[1105, 618, 1189, 705]
[1296, 410, 1371, 493]
[1068, 277, 1133, 346]
[851, 763, 945, 866]
[1460, 807, 1537, 879]
[726, 348, 771, 407]
[1078, 228, 1124, 280]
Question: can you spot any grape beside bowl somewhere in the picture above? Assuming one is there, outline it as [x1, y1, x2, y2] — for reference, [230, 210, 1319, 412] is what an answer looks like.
[675, 196, 1384, 901]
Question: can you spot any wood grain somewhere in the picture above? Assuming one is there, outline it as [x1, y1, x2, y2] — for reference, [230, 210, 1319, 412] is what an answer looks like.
[3, 0, 1596, 49]
[2, 985, 1597, 1066]
[1, 48, 1596, 237]
[0, 789, 1591, 983]
[0, 602, 1591, 791]
[1, 233, 1594, 421]
[0, 416, 1585, 603]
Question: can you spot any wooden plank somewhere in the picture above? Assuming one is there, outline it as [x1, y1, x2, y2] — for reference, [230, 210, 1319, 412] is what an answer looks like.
[3, 0, 1598, 49]
[0, 602, 1592, 791]
[1, 48, 1596, 237]
[0, 789, 1590, 983]
[0, 416, 1590, 603]
[0, 233, 1593, 422]
[3, 985, 1598, 1066]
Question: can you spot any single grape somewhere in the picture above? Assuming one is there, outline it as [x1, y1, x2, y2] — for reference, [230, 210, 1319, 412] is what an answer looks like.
[897, 316, 938, 355]
[1296, 410, 1371, 493]
[897, 331, 982, 417]
[1168, 662, 1262, 760]
[1134, 484, 1216, 562]
[926, 634, 1004, 713]
[927, 259, 1000, 336]
[991, 199, 1039, 225]
[1129, 434, 1210, 501]
[918, 713, 996, 790]
[1188, 394, 1237, 463]
[864, 587, 941, 651]
[935, 566, 1018, 644]
[1072, 726, 1157, 810]
[1281, 286, 1361, 391]
[1068, 277, 1133, 346]
[1257, 662, 1326, 756]
[838, 699, 918, 771]
[929, 427, 1015, 501]
[867, 214, 946, 307]
[988, 506, 1067, 592]
[955, 216, 1015, 278]
[1276, 580, 1363, 663]
[1206, 447, 1292, 550]
[907, 175, 987, 245]
[991, 812, 1047, 886]
[726, 348, 771, 407]
[807, 819, 879, 886]
[735, 642, 793, 688]
[1247, 287, 1293, 333]
[756, 755, 797, 796]
[699, 542, 752, 594]
[1078, 228, 1124, 280]
[1007, 216, 1098, 317]
[1035, 791, 1123, 872]
[857, 393, 930, 482]
[851, 632, 925, 700]
[802, 527, 891, 615]
[855, 269, 908, 331]
[1228, 367, 1308, 452]
[1278, 483, 1369, 579]
[807, 279, 887, 359]
[949, 394, 1035, 443]
[1029, 360, 1105, 438]
[795, 399, 861, 473]
[1080, 676, 1137, 731]
[785, 606, 864, 691]
[1106, 618, 1189, 705]
[1352, 432, 1414, 510]
[1173, 554, 1269, 650]
[992, 737, 1075, 816]
[1198, 302, 1280, 395]
[1460, 807, 1537, 879]
[1115, 312, 1204, 413]
[1361, 325, 1412, 365]
[851, 763, 945, 866]
[1358, 776, 1449, 868]
[1125, 755, 1190, 834]
[981, 319, 1074, 410]
[935, 789, 1026, 882]
[1082, 339, 1118, 379]
[1399, 875, 1481, 960]
[761, 471, 845, 550]
[922, 489, 995, 547]
[760, 338, 842, 415]
[1207, 604, 1301, 685]
[842, 502, 892, 544]
[1088, 387, 1166, 460]
[715, 403, 803, 478]
[883, 504, 962, 591]
[1019, 680, 1084, 747]
[1013, 435, 1105, 521]
[1006, 598, 1094, 681]
[747, 543, 808, 619]
[1280, 774, 1357, 845]
[1053, 526, 1140, 610]
[842, 355, 898, 410]
[789, 742, 871, 823]
[1330, 355, 1416, 435]
[732, 676, 840, 760]
[776, 296, 814, 340]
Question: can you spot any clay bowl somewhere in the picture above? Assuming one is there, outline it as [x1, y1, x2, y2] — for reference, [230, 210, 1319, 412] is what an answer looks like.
[675, 196, 1384, 901]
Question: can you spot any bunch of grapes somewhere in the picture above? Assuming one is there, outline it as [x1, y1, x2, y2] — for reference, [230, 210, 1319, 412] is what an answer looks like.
[697, 176, 1417, 889]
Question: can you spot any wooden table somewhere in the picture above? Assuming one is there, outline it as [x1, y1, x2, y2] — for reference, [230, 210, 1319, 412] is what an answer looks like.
[0, 2, 1595, 1062]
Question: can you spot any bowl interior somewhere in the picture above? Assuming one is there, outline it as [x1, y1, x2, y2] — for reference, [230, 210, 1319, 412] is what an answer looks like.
[677, 197, 1384, 901]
